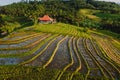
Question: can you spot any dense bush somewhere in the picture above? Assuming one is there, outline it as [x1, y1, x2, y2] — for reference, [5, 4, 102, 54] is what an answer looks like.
[80, 19, 101, 29]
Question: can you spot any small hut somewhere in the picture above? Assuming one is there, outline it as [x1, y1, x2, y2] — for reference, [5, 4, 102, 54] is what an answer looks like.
[38, 15, 54, 24]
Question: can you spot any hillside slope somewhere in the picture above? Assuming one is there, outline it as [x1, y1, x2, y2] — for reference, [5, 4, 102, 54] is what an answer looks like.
[0, 23, 120, 80]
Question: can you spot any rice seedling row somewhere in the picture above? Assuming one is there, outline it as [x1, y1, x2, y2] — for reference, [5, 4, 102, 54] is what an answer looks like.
[75, 38, 88, 74]
[0, 33, 45, 49]
[0, 35, 59, 78]
[99, 36, 120, 59]
[77, 38, 101, 79]
[69, 38, 82, 80]
[59, 37, 78, 80]
[11, 37, 63, 79]
[0, 34, 49, 51]
[43, 36, 68, 68]
[82, 38, 105, 78]
[19, 35, 63, 66]
[17, 35, 59, 63]
[0, 34, 51, 57]
[93, 35, 120, 69]
[46, 36, 70, 69]
[46, 36, 69, 80]
[66, 29, 81, 72]
[92, 37, 120, 71]
[93, 35, 120, 64]
[92, 34, 120, 64]
[85, 38, 115, 79]
[0, 33, 42, 50]
[90, 38, 120, 79]
[112, 39, 120, 53]
[106, 40, 120, 58]
[59, 37, 74, 80]
[91, 39, 120, 70]
[74, 38, 87, 73]
[77, 38, 90, 80]
[67, 37, 79, 72]
[1, 31, 36, 41]
[0, 33, 42, 44]
[0, 30, 120, 80]
[78, 38, 97, 68]
[0, 35, 57, 65]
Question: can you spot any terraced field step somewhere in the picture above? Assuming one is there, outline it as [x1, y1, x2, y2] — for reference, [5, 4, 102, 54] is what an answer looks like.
[47, 36, 70, 80]
[0, 34, 58, 58]
[1, 32, 37, 41]
[84, 38, 112, 79]
[0, 34, 51, 55]
[77, 38, 89, 79]
[0, 32, 120, 80]
[89, 38, 120, 79]
[19, 35, 63, 66]
[67, 37, 79, 72]
[69, 38, 82, 80]
[92, 34, 120, 64]
[0, 33, 42, 44]
[0, 33, 50, 50]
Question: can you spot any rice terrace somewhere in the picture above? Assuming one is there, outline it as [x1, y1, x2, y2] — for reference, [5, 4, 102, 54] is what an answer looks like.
[0, 23, 119, 80]
[0, 0, 120, 80]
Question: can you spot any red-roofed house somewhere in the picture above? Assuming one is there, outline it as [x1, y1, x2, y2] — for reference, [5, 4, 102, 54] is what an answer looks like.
[38, 15, 55, 24]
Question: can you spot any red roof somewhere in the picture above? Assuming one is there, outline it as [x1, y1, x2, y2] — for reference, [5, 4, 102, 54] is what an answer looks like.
[38, 15, 53, 21]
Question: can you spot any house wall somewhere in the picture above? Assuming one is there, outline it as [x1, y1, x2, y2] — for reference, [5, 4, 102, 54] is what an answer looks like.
[39, 20, 52, 24]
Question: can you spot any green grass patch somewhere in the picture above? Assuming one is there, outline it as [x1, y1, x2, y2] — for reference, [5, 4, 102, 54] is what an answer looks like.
[0, 66, 60, 80]
[34, 23, 90, 38]
[0, 66, 84, 80]
[79, 9, 101, 22]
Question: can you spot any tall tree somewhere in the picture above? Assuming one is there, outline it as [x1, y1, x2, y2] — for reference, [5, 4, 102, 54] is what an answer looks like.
[25, 4, 45, 24]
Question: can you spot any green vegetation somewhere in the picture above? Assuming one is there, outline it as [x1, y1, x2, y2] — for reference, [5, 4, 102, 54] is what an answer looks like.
[95, 12, 120, 34]
[69, 38, 82, 80]
[0, 66, 61, 80]
[92, 29, 120, 39]
[95, 13, 120, 20]
[34, 23, 89, 37]
[112, 40, 120, 50]
[0, 0, 120, 80]
[0, 27, 120, 79]
[0, 14, 33, 37]
[79, 9, 101, 21]
[0, 0, 120, 35]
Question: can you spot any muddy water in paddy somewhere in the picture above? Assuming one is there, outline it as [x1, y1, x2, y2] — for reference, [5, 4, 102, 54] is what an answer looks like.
[67, 38, 80, 71]
[76, 38, 88, 74]
[0, 35, 52, 65]
[88, 39, 120, 79]
[0, 58, 19, 65]
[78, 39, 97, 68]
[0, 34, 49, 55]
[17, 36, 55, 64]
[0, 49, 28, 54]
[0, 34, 46, 49]
[2, 34, 30, 41]
[93, 39, 120, 70]
[1, 32, 37, 41]
[92, 34, 120, 64]
[47, 37, 70, 69]
[24, 36, 64, 66]
[78, 38, 102, 77]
